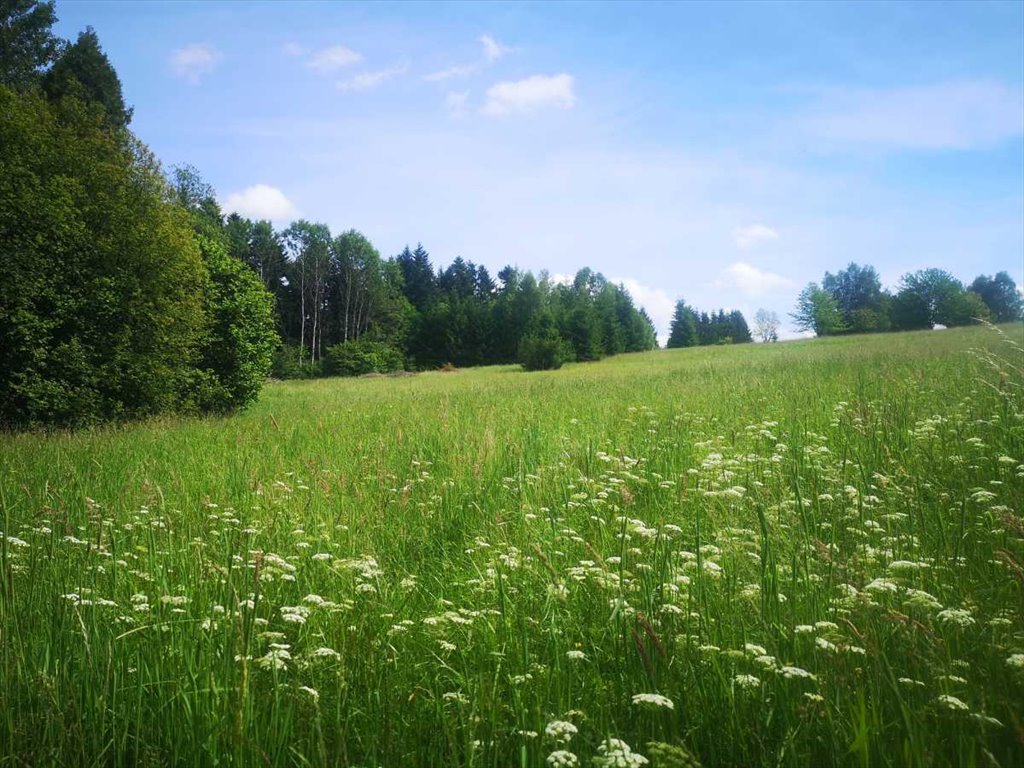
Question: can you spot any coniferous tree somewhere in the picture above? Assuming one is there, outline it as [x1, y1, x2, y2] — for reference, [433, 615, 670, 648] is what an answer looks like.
[397, 244, 437, 312]
[667, 300, 699, 348]
[42, 26, 132, 129]
[728, 310, 753, 343]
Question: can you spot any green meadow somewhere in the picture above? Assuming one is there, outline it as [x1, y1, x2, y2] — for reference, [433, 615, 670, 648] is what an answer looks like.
[2, 324, 1023, 767]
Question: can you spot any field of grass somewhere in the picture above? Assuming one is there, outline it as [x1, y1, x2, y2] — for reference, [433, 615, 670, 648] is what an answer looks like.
[2, 324, 1023, 767]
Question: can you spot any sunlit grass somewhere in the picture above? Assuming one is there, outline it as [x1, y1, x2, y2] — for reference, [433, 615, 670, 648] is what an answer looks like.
[2, 324, 1023, 766]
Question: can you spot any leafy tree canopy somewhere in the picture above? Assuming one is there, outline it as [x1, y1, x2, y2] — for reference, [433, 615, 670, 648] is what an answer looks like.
[0, 0, 60, 90]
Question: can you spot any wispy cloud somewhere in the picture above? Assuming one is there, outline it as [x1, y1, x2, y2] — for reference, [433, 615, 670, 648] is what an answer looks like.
[336, 64, 407, 93]
[221, 185, 298, 221]
[480, 34, 511, 63]
[734, 224, 780, 249]
[424, 33, 512, 82]
[715, 262, 793, 297]
[307, 45, 363, 73]
[481, 73, 576, 116]
[799, 80, 1024, 150]
[282, 42, 305, 57]
[445, 90, 470, 117]
[169, 44, 221, 84]
[425, 63, 479, 82]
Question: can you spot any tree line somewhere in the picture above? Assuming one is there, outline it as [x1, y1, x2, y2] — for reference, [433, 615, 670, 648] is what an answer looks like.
[0, 2, 657, 428]
[215, 204, 659, 375]
[791, 264, 1022, 337]
[666, 303, 752, 348]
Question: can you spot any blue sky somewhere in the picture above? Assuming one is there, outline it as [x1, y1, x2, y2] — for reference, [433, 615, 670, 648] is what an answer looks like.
[54, 1, 1024, 341]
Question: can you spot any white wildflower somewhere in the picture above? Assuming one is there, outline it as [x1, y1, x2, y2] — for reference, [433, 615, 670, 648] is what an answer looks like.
[546, 750, 579, 768]
[780, 666, 816, 680]
[734, 674, 761, 689]
[936, 608, 975, 628]
[937, 694, 969, 712]
[310, 647, 341, 660]
[544, 720, 578, 744]
[631, 693, 674, 710]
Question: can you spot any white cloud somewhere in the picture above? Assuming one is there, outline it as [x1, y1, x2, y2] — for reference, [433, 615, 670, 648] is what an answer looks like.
[282, 42, 305, 57]
[307, 45, 363, 73]
[336, 64, 407, 93]
[716, 262, 793, 297]
[424, 34, 511, 82]
[800, 80, 1024, 150]
[481, 73, 576, 116]
[480, 34, 511, 63]
[613, 277, 675, 345]
[425, 63, 479, 82]
[169, 44, 221, 84]
[734, 224, 780, 249]
[445, 90, 470, 117]
[222, 185, 298, 221]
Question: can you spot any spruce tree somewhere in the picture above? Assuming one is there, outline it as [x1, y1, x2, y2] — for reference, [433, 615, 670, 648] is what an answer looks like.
[667, 300, 699, 348]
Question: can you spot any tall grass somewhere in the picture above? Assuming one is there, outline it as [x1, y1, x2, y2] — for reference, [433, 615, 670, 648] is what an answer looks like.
[2, 325, 1023, 767]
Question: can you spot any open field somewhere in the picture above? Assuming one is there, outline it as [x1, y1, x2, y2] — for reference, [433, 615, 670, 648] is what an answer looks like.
[2, 325, 1023, 767]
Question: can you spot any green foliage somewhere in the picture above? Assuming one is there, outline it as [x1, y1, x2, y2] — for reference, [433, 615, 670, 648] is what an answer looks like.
[970, 272, 1023, 322]
[1, 81, 278, 428]
[647, 742, 703, 768]
[849, 306, 892, 333]
[0, 0, 60, 90]
[890, 288, 932, 331]
[727, 309, 753, 343]
[518, 326, 573, 371]
[270, 344, 322, 379]
[800, 265, 1017, 339]
[0, 87, 207, 427]
[899, 269, 972, 328]
[322, 339, 405, 377]
[943, 289, 990, 327]
[792, 282, 846, 336]
[667, 300, 699, 348]
[42, 26, 132, 129]
[192, 236, 278, 411]
[822, 262, 885, 331]
[171, 163, 224, 239]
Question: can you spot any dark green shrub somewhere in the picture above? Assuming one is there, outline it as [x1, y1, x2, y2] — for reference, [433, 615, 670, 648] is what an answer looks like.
[270, 344, 322, 379]
[518, 330, 573, 371]
[192, 236, 278, 411]
[323, 340, 405, 377]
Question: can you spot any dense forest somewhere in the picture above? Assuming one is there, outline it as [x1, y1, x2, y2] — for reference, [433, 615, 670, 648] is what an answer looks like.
[218, 214, 659, 377]
[0, 2, 658, 428]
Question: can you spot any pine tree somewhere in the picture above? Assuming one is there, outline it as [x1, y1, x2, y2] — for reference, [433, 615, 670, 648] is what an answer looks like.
[42, 26, 132, 129]
[667, 300, 699, 348]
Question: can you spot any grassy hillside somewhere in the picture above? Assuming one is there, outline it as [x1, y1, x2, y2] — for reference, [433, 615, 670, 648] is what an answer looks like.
[2, 324, 1023, 766]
